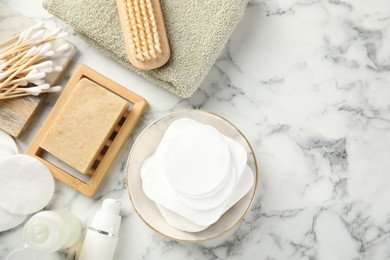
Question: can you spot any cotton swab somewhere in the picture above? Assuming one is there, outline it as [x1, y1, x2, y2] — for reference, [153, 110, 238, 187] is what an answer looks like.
[14, 61, 54, 75]
[0, 23, 70, 99]
[0, 70, 46, 88]
[0, 22, 44, 55]
[0, 35, 18, 49]
[0, 85, 62, 100]
[30, 79, 45, 86]
[55, 43, 70, 53]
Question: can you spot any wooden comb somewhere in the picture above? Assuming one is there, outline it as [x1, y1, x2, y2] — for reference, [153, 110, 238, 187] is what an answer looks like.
[116, 0, 170, 70]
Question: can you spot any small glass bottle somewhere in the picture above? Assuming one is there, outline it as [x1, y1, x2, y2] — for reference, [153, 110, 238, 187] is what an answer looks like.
[23, 210, 81, 252]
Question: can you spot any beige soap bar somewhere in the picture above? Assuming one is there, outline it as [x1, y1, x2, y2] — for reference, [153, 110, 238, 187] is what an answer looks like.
[41, 78, 128, 174]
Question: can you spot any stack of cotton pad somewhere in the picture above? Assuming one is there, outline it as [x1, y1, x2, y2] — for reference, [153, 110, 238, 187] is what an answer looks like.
[141, 118, 254, 232]
[0, 132, 55, 232]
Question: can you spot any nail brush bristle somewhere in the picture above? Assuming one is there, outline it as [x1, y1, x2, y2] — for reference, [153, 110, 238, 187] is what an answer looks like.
[116, 0, 170, 69]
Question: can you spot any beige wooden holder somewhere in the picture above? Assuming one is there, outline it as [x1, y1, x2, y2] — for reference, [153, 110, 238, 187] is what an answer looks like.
[27, 64, 147, 196]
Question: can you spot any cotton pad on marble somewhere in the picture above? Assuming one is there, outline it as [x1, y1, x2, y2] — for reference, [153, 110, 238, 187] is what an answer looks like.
[0, 154, 55, 215]
[155, 165, 254, 232]
[155, 118, 231, 198]
[0, 207, 26, 232]
[0, 130, 19, 159]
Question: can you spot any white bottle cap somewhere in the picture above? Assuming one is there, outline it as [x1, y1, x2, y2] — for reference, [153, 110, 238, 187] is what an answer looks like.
[101, 199, 121, 215]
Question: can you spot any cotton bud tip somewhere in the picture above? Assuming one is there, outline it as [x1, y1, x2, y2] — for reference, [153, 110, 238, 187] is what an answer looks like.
[26, 69, 38, 77]
[56, 31, 69, 38]
[31, 30, 45, 40]
[49, 28, 62, 37]
[39, 43, 52, 54]
[54, 66, 63, 72]
[25, 86, 42, 95]
[26, 46, 38, 57]
[18, 31, 27, 43]
[39, 83, 50, 90]
[22, 27, 35, 42]
[28, 71, 46, 81]
[48, 86, 62, 92]
[33, 61, 53, 69]
[44, 50, 55, 57]
[31, 79, 45, 85]
[56, 43, 70, 52]
[32, 22, 44, 30]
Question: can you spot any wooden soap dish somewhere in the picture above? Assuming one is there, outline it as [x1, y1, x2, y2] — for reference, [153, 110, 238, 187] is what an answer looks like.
[27, 64, 147, 196]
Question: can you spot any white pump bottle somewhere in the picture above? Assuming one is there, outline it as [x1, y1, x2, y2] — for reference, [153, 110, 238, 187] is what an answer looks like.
[78, 199, 121, 260]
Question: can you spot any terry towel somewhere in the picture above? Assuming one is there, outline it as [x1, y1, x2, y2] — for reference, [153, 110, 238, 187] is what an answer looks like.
[43, 0, 247, 98]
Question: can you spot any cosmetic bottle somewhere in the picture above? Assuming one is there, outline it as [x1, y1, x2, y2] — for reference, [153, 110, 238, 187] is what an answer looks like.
[78, 199, 121, 260]
[7, 210, 81, 260]
[23, 210, 81, 252]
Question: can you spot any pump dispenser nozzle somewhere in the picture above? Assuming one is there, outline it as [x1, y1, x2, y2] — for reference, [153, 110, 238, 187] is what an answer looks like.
[78, 199, 122, 260]
[102, 199, 121, 215]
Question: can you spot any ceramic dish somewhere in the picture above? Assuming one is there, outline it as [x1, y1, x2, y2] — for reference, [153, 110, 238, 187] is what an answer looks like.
[126, 110, 258, 242]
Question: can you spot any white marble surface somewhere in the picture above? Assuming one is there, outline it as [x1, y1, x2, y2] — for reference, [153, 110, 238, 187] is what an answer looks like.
[1, 0, 390, 259]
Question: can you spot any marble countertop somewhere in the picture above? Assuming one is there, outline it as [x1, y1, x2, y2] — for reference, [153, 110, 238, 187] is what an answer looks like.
[1, 0, 390, 259]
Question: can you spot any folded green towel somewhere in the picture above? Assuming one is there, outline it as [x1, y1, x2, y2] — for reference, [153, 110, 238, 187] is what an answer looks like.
[43, 0, 247, 98]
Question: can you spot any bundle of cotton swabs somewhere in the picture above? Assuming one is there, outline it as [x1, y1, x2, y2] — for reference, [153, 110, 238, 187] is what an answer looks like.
[0, 23, 70, 100]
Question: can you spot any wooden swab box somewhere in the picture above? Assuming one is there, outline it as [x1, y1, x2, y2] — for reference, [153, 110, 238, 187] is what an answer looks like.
[27, 64, 147, 196]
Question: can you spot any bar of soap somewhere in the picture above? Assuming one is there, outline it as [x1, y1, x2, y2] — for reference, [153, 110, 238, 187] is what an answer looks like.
[41, 78, 128, 174]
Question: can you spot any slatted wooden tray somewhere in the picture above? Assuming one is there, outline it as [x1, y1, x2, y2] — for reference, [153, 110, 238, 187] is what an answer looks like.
[27, 64, 147, 196]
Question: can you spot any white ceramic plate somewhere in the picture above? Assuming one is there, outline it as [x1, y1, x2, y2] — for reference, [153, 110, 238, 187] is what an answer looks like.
[126, 110, 258, 242]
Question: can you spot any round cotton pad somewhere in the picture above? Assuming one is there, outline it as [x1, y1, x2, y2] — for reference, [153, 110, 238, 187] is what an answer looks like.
[0, 154, 55, 215]
[0, 130, 19, 159]
[0, 207, 26, 232]
[159, 119, 231, 197]
[175, 135, 248, 211]
[153, 165, 254, 232]
[142, 155, 234, 226]
[156, 203, 208, 233]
